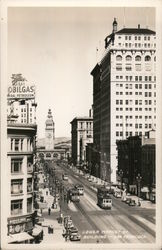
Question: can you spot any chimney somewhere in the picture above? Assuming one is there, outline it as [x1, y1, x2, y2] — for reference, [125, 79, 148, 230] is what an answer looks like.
[138, 24, 140, 29]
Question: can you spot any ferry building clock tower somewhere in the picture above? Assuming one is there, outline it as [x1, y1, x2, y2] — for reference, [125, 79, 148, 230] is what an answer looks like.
[45, 109, 55, 150]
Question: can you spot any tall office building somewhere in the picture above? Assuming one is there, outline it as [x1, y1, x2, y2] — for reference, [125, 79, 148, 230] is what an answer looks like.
[91, 18, 156, 183]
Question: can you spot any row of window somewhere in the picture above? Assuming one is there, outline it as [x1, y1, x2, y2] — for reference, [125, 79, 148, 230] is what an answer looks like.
[21, 108, 33, 112]
[116, 115, 155, 119]
[116, 92, 156, 97]
[116, 75, 156, 82]
[116, 55, 155, 62]
[79, 122, 93, 129]
[21, 119, 33, 123]
[122, 43, 156, 48]
[116, 65, 153, 71]
[116, 123, 153, 128]
[11, 158, 33, 174]
[11, 198, 32, 215]
[116, 99, 155, 105]
[116, 131, 153, 137]
[124, 35, 152, 41]
[117, 83, 156, 89]
[116, 107, 156, 111]
[10, 138, 33, 152]
[11, 178, 32, 195]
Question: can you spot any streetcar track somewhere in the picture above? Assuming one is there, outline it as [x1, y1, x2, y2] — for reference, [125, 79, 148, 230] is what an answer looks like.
[57, 164, 156, 239]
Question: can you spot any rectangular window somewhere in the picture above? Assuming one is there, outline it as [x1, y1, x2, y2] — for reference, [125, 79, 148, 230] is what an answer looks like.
[135, 84, 138, 89]
[11, 179, 23, 195]
[139, 84, 142, 89]
[11, 200, 23, 215]
[27, 197, 33, 213]
[15, 139, 19, 151]
[11, 159, 22, 174]
[27, 178, 33, 193]
[20, 139, 23, 151]
[120, 132, 123, 136]
[116, 131, 119, 136]
[11, 139, 13, 151]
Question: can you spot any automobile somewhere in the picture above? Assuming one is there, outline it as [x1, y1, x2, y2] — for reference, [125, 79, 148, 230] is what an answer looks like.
[125, 198, 132, 204]
[70, 233, 81, 241]
[129, 199, 136, 206]
[108, 188, 114, 195]
[87, 177, 92, 182]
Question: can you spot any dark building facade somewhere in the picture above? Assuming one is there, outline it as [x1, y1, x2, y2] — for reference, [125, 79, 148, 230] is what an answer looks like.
[117, 130, 156, 200]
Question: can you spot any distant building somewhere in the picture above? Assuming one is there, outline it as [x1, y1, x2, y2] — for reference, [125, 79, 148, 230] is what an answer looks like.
[45, 109, 55, 150]
[91, 18, 156, 183]
[70, 116, 93, 166]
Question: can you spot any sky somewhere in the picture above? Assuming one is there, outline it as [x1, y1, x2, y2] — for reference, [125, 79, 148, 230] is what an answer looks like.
[8, 7, 155, 138]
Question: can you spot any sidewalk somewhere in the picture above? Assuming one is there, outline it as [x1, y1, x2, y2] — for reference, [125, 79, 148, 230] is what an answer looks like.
[39, 187, 65, 244]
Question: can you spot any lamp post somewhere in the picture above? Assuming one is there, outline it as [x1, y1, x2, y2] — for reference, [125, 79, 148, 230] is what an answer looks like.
[136, 173, 142, 198]
[118, 169, 123, 190]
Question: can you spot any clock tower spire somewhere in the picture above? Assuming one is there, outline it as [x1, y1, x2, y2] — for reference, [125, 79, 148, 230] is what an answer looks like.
[45, 108, 55, 150]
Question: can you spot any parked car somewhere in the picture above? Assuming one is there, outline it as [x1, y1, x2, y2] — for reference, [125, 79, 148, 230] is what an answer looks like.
[129, 199, 136, 206]
[70, 233, 81, 241]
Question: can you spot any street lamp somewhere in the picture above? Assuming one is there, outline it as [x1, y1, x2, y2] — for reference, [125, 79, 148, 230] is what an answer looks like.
[136, 173, 142, 198]
[118, 169, 123, 190]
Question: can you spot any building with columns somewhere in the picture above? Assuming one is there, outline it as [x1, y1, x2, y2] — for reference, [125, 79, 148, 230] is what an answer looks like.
[91, 18, 156, 183]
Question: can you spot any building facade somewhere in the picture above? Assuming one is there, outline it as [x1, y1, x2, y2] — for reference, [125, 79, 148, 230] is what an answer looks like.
[7, 123, 37, 243]
[91, 18, 156, 183]
[70, 117, 93, 166]
[116, 130, 156, 200]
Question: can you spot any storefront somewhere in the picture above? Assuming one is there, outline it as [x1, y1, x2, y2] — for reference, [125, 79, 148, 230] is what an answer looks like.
[8, 214, 34, 236]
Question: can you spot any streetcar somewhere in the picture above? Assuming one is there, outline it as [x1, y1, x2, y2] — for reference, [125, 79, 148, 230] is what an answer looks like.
[68, 188, 80, 202]
[62, 173, 68, 181]
[97, 187, 112, 209]
[75, 184, 84, 195]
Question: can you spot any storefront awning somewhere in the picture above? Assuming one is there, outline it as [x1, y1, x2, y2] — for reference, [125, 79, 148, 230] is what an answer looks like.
[32, 225, 43, 237]
[7, 232, 34, 243]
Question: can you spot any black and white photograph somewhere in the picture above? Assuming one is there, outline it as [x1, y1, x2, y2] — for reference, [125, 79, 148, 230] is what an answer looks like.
[1, 0, 162, 249]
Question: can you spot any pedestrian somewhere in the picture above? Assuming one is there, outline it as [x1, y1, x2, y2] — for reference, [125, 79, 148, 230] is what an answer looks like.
[48, 207, 51, 215]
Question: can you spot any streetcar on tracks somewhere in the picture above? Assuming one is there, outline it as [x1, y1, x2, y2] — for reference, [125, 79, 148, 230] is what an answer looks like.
[68, 188, 80, 202]
[75, 184, 84, 195]
[97, 186, 112, 209]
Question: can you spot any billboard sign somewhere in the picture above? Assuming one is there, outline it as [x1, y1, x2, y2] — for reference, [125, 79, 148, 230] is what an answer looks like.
[7, 80, 35, 100]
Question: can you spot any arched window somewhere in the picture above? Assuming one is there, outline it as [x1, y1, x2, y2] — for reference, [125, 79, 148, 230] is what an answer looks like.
[135, 55, 141, 61]
[126, 55, 132, 61]
[145, 55, 151, 61]
[46, 153, 51, 158]
[116, 55, 122, 61]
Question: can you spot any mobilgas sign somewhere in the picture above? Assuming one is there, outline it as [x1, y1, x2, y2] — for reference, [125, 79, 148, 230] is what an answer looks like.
[8, 81, 35, 99]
